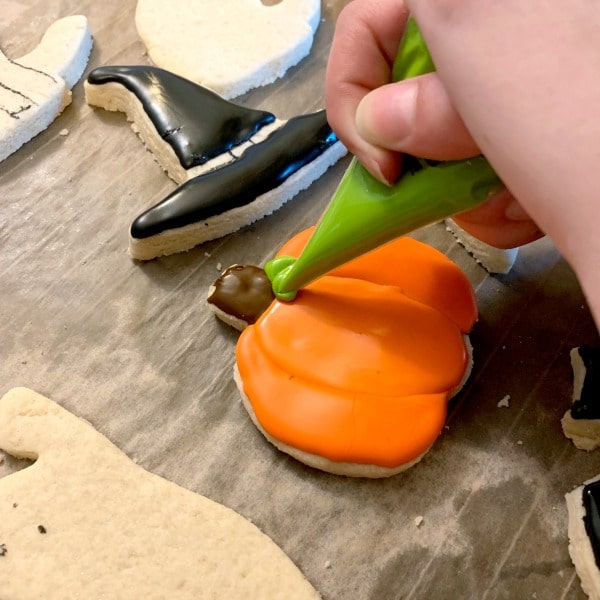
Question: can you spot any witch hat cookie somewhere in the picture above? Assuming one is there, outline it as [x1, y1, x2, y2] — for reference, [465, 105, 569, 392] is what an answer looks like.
[85, 65, 346, 260]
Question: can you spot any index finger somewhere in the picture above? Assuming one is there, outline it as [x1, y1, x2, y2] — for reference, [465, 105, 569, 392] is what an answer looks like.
[326, 0, 410, 183]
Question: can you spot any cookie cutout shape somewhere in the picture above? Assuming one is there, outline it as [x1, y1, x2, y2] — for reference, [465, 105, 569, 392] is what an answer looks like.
[85, 65, 346, 260]
[234, 227, 477, 478]
[135, 0, 321, 99]
[566, 473, 600, 599]
[0, 16, 92, 162]
[0, 387, 319, 599]
[562, 347, 600, 450]
[445, 218, 518, 274]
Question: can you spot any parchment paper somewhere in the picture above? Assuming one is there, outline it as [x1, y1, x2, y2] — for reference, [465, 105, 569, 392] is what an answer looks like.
[1, 2, 599, 598]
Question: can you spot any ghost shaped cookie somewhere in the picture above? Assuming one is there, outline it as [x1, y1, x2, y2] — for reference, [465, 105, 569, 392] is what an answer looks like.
[0, 387, 319, 599]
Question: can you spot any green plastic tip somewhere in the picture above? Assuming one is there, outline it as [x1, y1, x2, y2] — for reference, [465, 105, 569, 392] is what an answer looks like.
[264, 255, 300, 301]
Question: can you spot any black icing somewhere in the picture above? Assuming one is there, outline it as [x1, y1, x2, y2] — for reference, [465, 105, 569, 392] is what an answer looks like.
[87, 66, 275, 169]
[570, 347, 600, 419]
[583, 480, 600, 567]
[130, 111, 339, 239]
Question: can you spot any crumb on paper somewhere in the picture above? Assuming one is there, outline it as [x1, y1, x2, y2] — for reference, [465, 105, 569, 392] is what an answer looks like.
[59, 128, 69, 136]
[414, 515, 424, 528]
[324, 560, 332, 569]
[37, 525, 47, 534]
[497, 395, 510, 408]
[0, 543, 7, 556]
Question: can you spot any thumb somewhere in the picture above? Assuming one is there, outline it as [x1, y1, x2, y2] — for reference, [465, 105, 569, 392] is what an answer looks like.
[355, 73, 480, 161]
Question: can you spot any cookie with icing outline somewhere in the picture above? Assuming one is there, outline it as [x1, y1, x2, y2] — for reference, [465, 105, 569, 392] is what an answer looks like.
[562, 346, 600, 450]
[0, 15, 92, 162]
[84, 65, 347, 260]
[210, 227, 477, 478]
[135, 0, 321, 99]
[566, 473, 600, 599]
[0, 387, 319, 599]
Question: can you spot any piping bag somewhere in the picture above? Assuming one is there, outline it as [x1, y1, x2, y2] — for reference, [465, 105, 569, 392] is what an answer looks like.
[265, 17, 503, 301]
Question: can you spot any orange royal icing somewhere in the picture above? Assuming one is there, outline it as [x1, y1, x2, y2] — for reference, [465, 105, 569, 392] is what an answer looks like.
[236, 228, 477, 468]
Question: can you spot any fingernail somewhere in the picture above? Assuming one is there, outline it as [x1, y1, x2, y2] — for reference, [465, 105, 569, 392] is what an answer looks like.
[355, 81, 418, 150]
[504, 199, 531, 221]
[363, 158, 393, 186]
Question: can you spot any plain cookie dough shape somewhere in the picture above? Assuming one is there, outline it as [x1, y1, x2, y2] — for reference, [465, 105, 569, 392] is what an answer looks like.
[566, 474, 600, 599]
[0, 15, 92, 162]
[0, 387, 319, 599]
[445, 218, 518, 274]
[85, 65, 346, 260]
[562, 347, 600, 450]
[232, 228, 477, 478]
[135, 0, 321, 99]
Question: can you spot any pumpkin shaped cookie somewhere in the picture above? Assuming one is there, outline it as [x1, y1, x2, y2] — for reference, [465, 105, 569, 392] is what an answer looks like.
[233, 228, 477, 477]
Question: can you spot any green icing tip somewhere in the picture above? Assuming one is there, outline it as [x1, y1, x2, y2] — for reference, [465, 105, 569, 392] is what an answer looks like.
[264, 255, 300, 301]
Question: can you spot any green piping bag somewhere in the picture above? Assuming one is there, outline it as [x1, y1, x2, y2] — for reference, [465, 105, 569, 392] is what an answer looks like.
[266, 18, 502, 301]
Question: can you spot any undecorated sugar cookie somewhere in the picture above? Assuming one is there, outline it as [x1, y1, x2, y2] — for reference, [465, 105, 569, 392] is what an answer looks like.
[445, 218, 518, 274]
[562, 346, 600, 450]
[85, 65, 346, 260]
[566, 474, 600, 599]
[0, 16, 92, 162]
[0, 387, 319, 599]
[135, 0, 321, 99]
[212, 227, 477, 478]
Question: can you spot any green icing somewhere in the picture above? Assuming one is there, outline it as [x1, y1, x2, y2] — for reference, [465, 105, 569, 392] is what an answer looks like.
[264, 256, 300, 301]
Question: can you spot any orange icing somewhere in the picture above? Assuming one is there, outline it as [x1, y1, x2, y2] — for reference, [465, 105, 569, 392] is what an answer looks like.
[236, 228, 477, 468]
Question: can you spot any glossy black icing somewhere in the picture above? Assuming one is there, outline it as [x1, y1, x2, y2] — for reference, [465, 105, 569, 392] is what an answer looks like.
[570, 347, 600, 419]
[87, 65, 275, 169]
[583, 479, 600, 567]
[130, 111, 339, 239]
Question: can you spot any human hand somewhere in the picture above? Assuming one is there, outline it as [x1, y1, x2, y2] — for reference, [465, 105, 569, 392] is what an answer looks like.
[325, 0, 542, 249]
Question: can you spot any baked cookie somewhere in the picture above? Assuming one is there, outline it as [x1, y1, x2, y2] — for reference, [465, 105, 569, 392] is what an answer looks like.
[445, 218, 518, 274]
[566, 473, 600, 599]
[213, 227, 477, 478]
[562, 347, 600, 450]
[85, 65, 346, 260]
[135, 0, 321, 99]
[208, 265, 275, 331]
[0, 387, 319, 599]
[0, 15, 92, 162]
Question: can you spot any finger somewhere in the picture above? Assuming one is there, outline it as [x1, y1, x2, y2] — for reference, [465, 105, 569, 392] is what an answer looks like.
[325, 0, 410, 183]
[454, 188, 545, 248]
[355, 74, 480, 160]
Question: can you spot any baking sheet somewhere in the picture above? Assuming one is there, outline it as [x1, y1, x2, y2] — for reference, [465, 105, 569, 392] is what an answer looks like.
[2, 1, 600, 598]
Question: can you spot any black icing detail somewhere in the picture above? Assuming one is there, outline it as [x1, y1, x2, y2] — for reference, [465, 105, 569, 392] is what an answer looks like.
[130, 111, 339, 239]
[583, 480, 600, 567]
[570, 347, 600, 419]
[87, 65, 275, 170]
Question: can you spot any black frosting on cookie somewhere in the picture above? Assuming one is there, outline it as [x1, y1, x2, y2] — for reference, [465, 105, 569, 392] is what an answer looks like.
[583, 479, 600, 567]
[570, 347, 600, 419]
[87, 65, 275, 169]
[130, 110, 338, 239]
